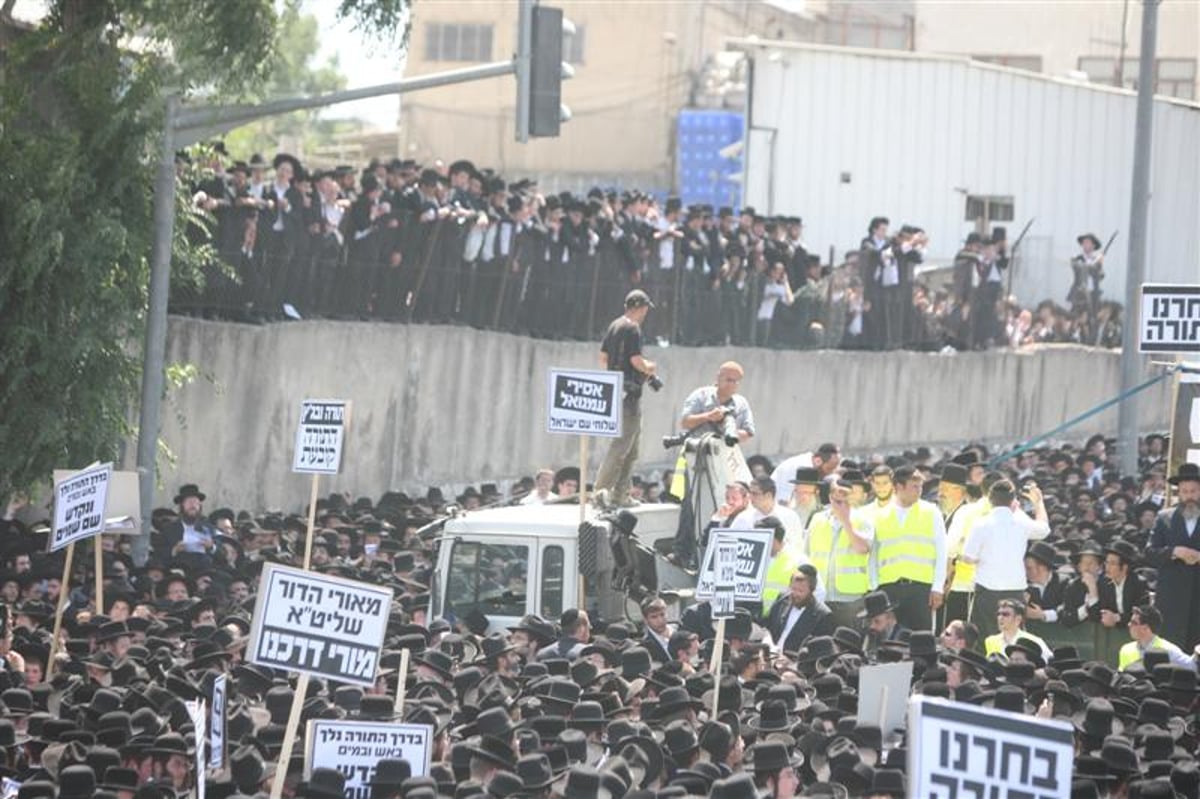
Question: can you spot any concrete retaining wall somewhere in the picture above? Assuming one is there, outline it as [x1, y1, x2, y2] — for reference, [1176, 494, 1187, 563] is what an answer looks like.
[153, 317, 1171, 511]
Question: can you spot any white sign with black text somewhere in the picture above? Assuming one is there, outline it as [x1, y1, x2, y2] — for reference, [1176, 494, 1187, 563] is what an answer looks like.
[248, 564, 392, 686]
[711, 540, 739, 618]
[1140, 284, 1200, 353]
[908, 696, 1073, 799]
[51, 462, 113, 552]
[307, 720, 433, 799]
[695, 529, 773, 601]
[209, 674, 227, 770]
[546, 369, 623, 437]
[292, 399, 351, 474]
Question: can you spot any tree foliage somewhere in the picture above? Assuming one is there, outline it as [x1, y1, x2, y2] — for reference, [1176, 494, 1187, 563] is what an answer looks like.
[0, 0, 407, 501]
[224, 4, 351, 159]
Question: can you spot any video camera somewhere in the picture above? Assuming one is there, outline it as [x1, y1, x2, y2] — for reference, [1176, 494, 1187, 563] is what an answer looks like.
[662, 402, 739, 449]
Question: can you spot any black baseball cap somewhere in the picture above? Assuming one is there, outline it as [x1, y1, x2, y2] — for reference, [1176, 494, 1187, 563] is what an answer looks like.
[625, 289, 654, 309]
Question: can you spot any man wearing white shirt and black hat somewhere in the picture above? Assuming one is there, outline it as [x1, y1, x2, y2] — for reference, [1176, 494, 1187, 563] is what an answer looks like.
[961, 479, 1049, 635]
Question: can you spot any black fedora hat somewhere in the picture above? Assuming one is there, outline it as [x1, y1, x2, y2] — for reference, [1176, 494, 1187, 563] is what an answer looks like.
[749, 740, 803, 774]
[940, 464, 969, 487]
[857, 591, 898, 619]
[516, 753, 555, 791]
[791, 467, 821, 485]
[1026, 541, 1059, 569]
[1077, 233, 1103, 249]
[746, 700, 793, 735]
[710, 773, 769, 799]
[466, 735, 516, 771]
[662, 720, 700, 762]
[173, 484, 206, 504]
[1103, 539, 1140, 565]
[1169, 463, 1200, 486]
[1073, 698, 1124, 740]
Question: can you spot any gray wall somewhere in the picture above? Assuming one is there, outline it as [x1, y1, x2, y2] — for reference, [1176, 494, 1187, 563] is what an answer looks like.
[151, 317, 1171, 512]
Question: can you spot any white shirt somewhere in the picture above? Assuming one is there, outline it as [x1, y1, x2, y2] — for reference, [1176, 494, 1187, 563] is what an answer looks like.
[520, 491, 558, 506]
[963, 506, 1050, 591]
[770, 453, 815, 504]
[656, 217, 677, 269]
[758, 281, 789, 321]
[777, 605, 805, 651]
[730, 504, 805, 552]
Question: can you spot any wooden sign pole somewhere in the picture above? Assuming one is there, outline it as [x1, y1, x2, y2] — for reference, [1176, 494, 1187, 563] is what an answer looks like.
[45, 542, 75, 680]
[578, 436, 589, 521]
[393, 647, 410, 715]
[268, 672, 310, 799]
[94, 536, 104, 614]
[709, 616, 727, 718]
[302, 474, 320, 569]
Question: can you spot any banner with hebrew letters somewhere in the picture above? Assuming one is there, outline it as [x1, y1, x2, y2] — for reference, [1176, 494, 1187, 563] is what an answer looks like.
[694, 529, 773, 601]
[293, 399, 350, 474]
[545, 368, 623, 438]
[908, 696, 1072, 799]
[306, 720, 433, 798]
[248, 564, 392, 685]
[1140, 284, 1200, 353]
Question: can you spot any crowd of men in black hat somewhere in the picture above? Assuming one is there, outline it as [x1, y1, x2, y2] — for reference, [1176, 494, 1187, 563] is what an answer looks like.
[178, 148, 1120, 352]
[0, 429, 1194, 799]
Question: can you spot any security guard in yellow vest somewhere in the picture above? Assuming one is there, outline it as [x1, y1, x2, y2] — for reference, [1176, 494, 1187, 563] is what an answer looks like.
[984, 598, 1051, 662]
[1119, 604, 1196, 672]
[870, 465, 947, 632]
[760, 518, 802, 614]
[806, 479, 872, 631]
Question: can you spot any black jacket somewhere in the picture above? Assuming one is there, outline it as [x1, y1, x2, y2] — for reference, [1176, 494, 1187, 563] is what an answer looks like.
[765, 595, 833, 654]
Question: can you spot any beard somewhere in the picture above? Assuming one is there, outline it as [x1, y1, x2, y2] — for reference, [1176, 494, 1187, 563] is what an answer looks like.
[1182, 499, 1200, 518]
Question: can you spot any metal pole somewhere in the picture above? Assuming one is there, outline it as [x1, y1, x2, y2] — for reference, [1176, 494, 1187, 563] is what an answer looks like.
[133, 95, 178, 567]
[515, 0, 534, 143]
[1117, 0, 1160, 477]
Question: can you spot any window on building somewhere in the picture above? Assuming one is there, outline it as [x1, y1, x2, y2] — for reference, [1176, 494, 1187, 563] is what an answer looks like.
[1078, 56, 1195, 99]
[1157, 58, 1196, 100]
[563, 25, 586, 65]
[540, 545, 564, 618]
[964, 195, 1015, 224]
[1078, 56, 1139, 90]
[972, 55, 1043, 73]
[424, 23, 494, 62]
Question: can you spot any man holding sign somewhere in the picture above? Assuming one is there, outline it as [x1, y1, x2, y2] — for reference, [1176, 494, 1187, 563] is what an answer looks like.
[595, 290, 658, 507]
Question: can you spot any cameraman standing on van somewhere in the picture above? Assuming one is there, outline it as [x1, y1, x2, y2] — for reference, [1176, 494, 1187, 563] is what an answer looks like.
[679, 361, 755, 445]
[595, 290, 658, 508]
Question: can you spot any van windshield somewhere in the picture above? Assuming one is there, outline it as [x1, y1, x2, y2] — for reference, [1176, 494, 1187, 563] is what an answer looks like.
[446, 540, 529, 620]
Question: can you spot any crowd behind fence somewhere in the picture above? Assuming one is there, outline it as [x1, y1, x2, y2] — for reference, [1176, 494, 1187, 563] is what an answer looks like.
[174, 154, 1123, 350]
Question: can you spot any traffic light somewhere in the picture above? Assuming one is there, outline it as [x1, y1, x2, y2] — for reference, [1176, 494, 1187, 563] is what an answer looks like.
[516, 1, 572, 141]
[529, 6, 564, 137]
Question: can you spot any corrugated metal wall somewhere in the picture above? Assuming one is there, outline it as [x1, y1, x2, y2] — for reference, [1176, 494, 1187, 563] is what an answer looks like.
[744, 45, 1200, 304]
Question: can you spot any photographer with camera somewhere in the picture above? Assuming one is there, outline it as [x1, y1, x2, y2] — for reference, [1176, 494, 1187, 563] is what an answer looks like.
[594, 290, 659, 508]
[678, 361, 756, 446]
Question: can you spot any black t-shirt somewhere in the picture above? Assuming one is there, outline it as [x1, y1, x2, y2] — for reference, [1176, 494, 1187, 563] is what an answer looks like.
[601, 315, 644, 394]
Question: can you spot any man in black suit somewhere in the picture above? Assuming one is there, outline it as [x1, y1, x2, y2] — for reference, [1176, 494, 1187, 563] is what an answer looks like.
[1093, 539, 1151, 665]
[1023, 540, 1067, 625]
[158, 484, 215, 571]
[1146, 463, 1200, 651]
[639, 596, 674, 664]
[860, 590, 909, 657]
[765, 564, 832, 654]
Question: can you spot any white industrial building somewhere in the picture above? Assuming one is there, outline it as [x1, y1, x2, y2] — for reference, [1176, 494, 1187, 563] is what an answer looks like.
[735, 40, 1200, 306]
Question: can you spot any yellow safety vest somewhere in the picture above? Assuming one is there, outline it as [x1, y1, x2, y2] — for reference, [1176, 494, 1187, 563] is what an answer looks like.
[949, 500, 989, 592]
[984, 630, 1050, 659]
[762, 550, 798, 610]
[874, 501, 938, 586]
[1118, 636, 1175, 671]
[807, 512, 869, 596]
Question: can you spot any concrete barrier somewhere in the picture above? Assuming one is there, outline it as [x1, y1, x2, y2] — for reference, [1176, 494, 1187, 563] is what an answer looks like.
[153, 317, 1171, 511]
